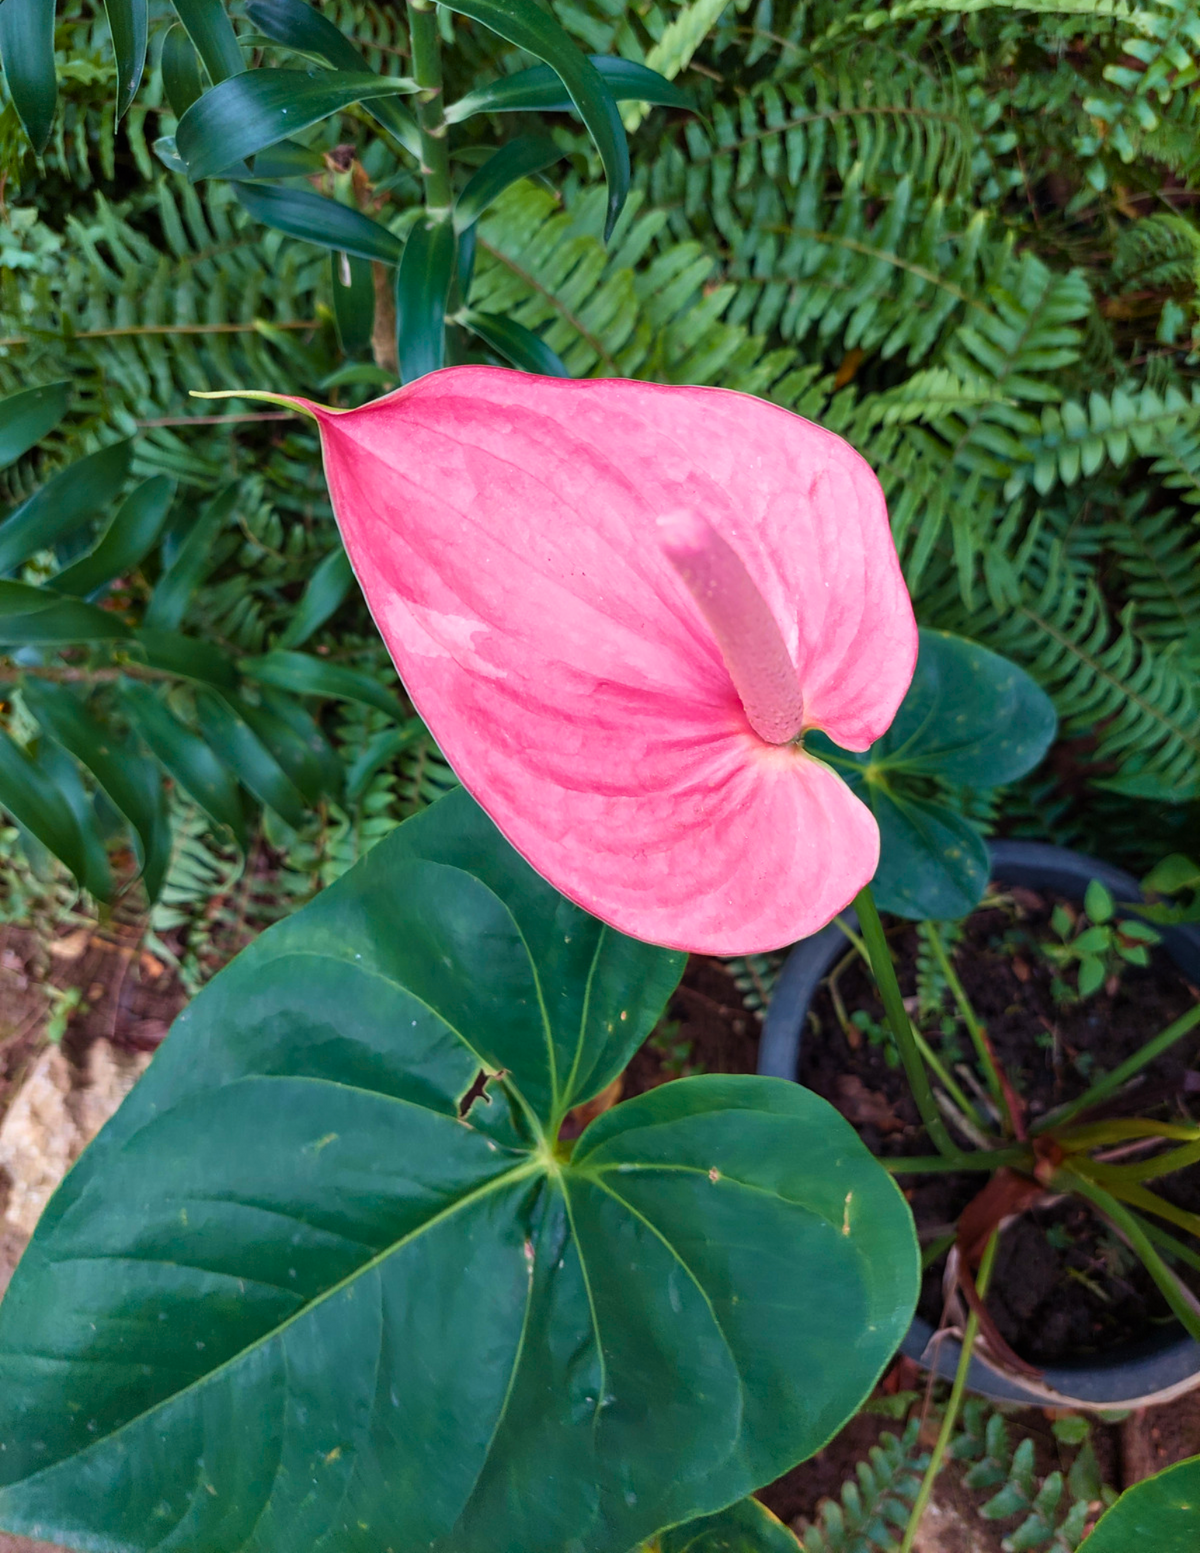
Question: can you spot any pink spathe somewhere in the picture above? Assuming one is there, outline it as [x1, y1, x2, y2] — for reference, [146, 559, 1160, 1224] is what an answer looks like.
[292, 367, 917, 954]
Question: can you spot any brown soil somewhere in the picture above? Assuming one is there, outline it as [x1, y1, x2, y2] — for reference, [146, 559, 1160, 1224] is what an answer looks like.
[623, 955, 761, 1095]
[800, 887, 1200, 1365]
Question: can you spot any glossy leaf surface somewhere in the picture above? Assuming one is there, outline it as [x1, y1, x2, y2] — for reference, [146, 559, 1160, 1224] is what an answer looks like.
[0, 728, 90, 891]
[0, 381, 70, 470]
[51, 476, 174, 598]
[103, 0, 148, 116]
[235, 182, 404, 263]
[0, 441, 132, 576]
[813, 630, 1057, 919]
[195, 689, 309, 827]
[1082, 1455, 1200, 1550]
[446, 55, 694, 122]
[440, 0, 628, 237]
[172, 0, 245, 83]
[161, 22, 204, 116]
[657, 1498, 801, 1553]
[330, 251, 374, 356]
[143, 485, 234, 631]
[0, 0, 56, 151]
[0, 789, 917, 1553]
[122, 680, 246, 847]
[240, 648, 403, 719]
[454, 135, 563, 231]
[463, 307, 570, 376]
[177, 69, 416, 183]
[396, 219, 455, 381]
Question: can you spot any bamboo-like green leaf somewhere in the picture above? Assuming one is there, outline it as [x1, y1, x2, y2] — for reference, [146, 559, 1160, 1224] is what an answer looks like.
[0, 727, 90, 891]
[133, 628, 239, 688]
[396, 218, 455, 382]
[176, 69, 416, 183]
[276, 546, 355, 648]
[171, 0, 245, 83]
[439, 0, 628, 238]
[238, 692, 338, 804]
[196, 690, 309, 827]
[240, 649, 403, 719]
[0, 582, 133, 644]
[161, 22, 204, 116]
[144, 485, 235, 632]
[121, 679, 246, 847]
[103, 0, 148, 117]
[35, 741, 114, 902]
[0, 441, 132, 576]
[330, 251, 375, 356]
[446, 55, 694, 123]
[52, 477, 174, 598]
[462, 308, 569, 377]
[245, 0, 420, 155]
[235, 182, 403, 263]
[453, 135, 562, 232]
[0, 0, 57, 152]
[0, 789, 917, 1553]
[0, 381, 70, 471]
[22, 680, 171, 904]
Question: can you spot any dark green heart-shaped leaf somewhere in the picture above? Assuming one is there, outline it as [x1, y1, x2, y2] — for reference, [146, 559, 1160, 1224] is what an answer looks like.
[446, 55, 694, 123]
[0, 0, 56, 152]
[0, 440, 132, 576]
[396, 217, 455, 382]
[440, 0, 628, 238]
[813, 630, 1057, 920]
[235, 181, 404, 264]
[0, 381, 70, 471]
[0, 788, 917, 1553]
[177, 68, 416, 183]
[658, 1497, 801, 1552]
[1081, 1455, 1200, 1550]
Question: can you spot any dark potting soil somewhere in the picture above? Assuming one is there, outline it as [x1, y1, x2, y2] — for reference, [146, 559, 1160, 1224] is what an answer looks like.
[622, 956, 761, 1097]
[800, 885, 1200, 1365]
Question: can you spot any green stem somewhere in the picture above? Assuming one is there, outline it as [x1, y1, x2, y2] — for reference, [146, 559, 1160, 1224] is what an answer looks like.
[912, 1029, 991, 1136]
[927, 923, 1008, 1116]
[854, 885, 964, 1161]
[1036, 998, 1200, 1133]
[406, 0, 453, 219]
[899, 1230, 999, 1553]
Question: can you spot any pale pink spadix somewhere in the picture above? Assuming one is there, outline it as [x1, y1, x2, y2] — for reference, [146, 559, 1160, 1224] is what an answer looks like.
[201, 367, 917, 954]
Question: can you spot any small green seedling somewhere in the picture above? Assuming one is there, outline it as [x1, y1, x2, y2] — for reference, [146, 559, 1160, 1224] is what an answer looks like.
[1042, 879, 1160, 1001]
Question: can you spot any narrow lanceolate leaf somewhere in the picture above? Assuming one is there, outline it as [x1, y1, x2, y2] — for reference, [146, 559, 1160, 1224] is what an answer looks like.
[453, 136, 563, 232]
[103, 0, 148, 117]
[245, 0, 420, 155]
[276, 545, 355, 648]
[51, 477, 174, 598]
[22, 680, 171, 904]
[35, 742, 114, 902]
[240, 649, 403, 720]
[0, 788, 917, 1553]
[0, 381, 70, 471]
[121, 679, 246, 847]
[396, 219, 455, 383]
[133, 627, 239, 689]
[238, 691, 339, 804]
[445, 55, 694, 123]
[161, 22, 204, 116]
[0, 441, 132, 577]
[143, 485, 235, 632]
[0, 583, 133, 644]
[235, 182, 404, 264]
[440, 0, 629, 238]
[176, 69, 416, 183]
[195, 689, 309, 828]
[171, 0, 245, 83]
[462, 308, 569, 377]
[330, 251, 374, 356]
[0, 727, 90, 891]
[0, 0, 57, 152]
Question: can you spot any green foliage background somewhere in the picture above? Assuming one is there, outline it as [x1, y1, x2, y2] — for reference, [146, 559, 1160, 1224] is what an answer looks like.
[2, 0, 1199, 958]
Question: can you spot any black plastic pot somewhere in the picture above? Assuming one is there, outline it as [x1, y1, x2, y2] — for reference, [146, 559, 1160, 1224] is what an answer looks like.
[759, 840, 1200, 1408]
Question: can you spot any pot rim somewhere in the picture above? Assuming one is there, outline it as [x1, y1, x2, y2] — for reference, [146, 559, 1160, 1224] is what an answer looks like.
[758, 838, 1200, 1410]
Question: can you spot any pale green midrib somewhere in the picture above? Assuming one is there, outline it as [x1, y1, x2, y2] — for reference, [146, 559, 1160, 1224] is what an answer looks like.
[556, 925, 608, 1131]
[557, 1172, 610, 1428]
[0, 1160, 543, 1496]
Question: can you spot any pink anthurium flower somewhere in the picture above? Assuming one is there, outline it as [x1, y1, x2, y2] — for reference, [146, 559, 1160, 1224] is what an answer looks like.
[204, 368, 917, 954]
